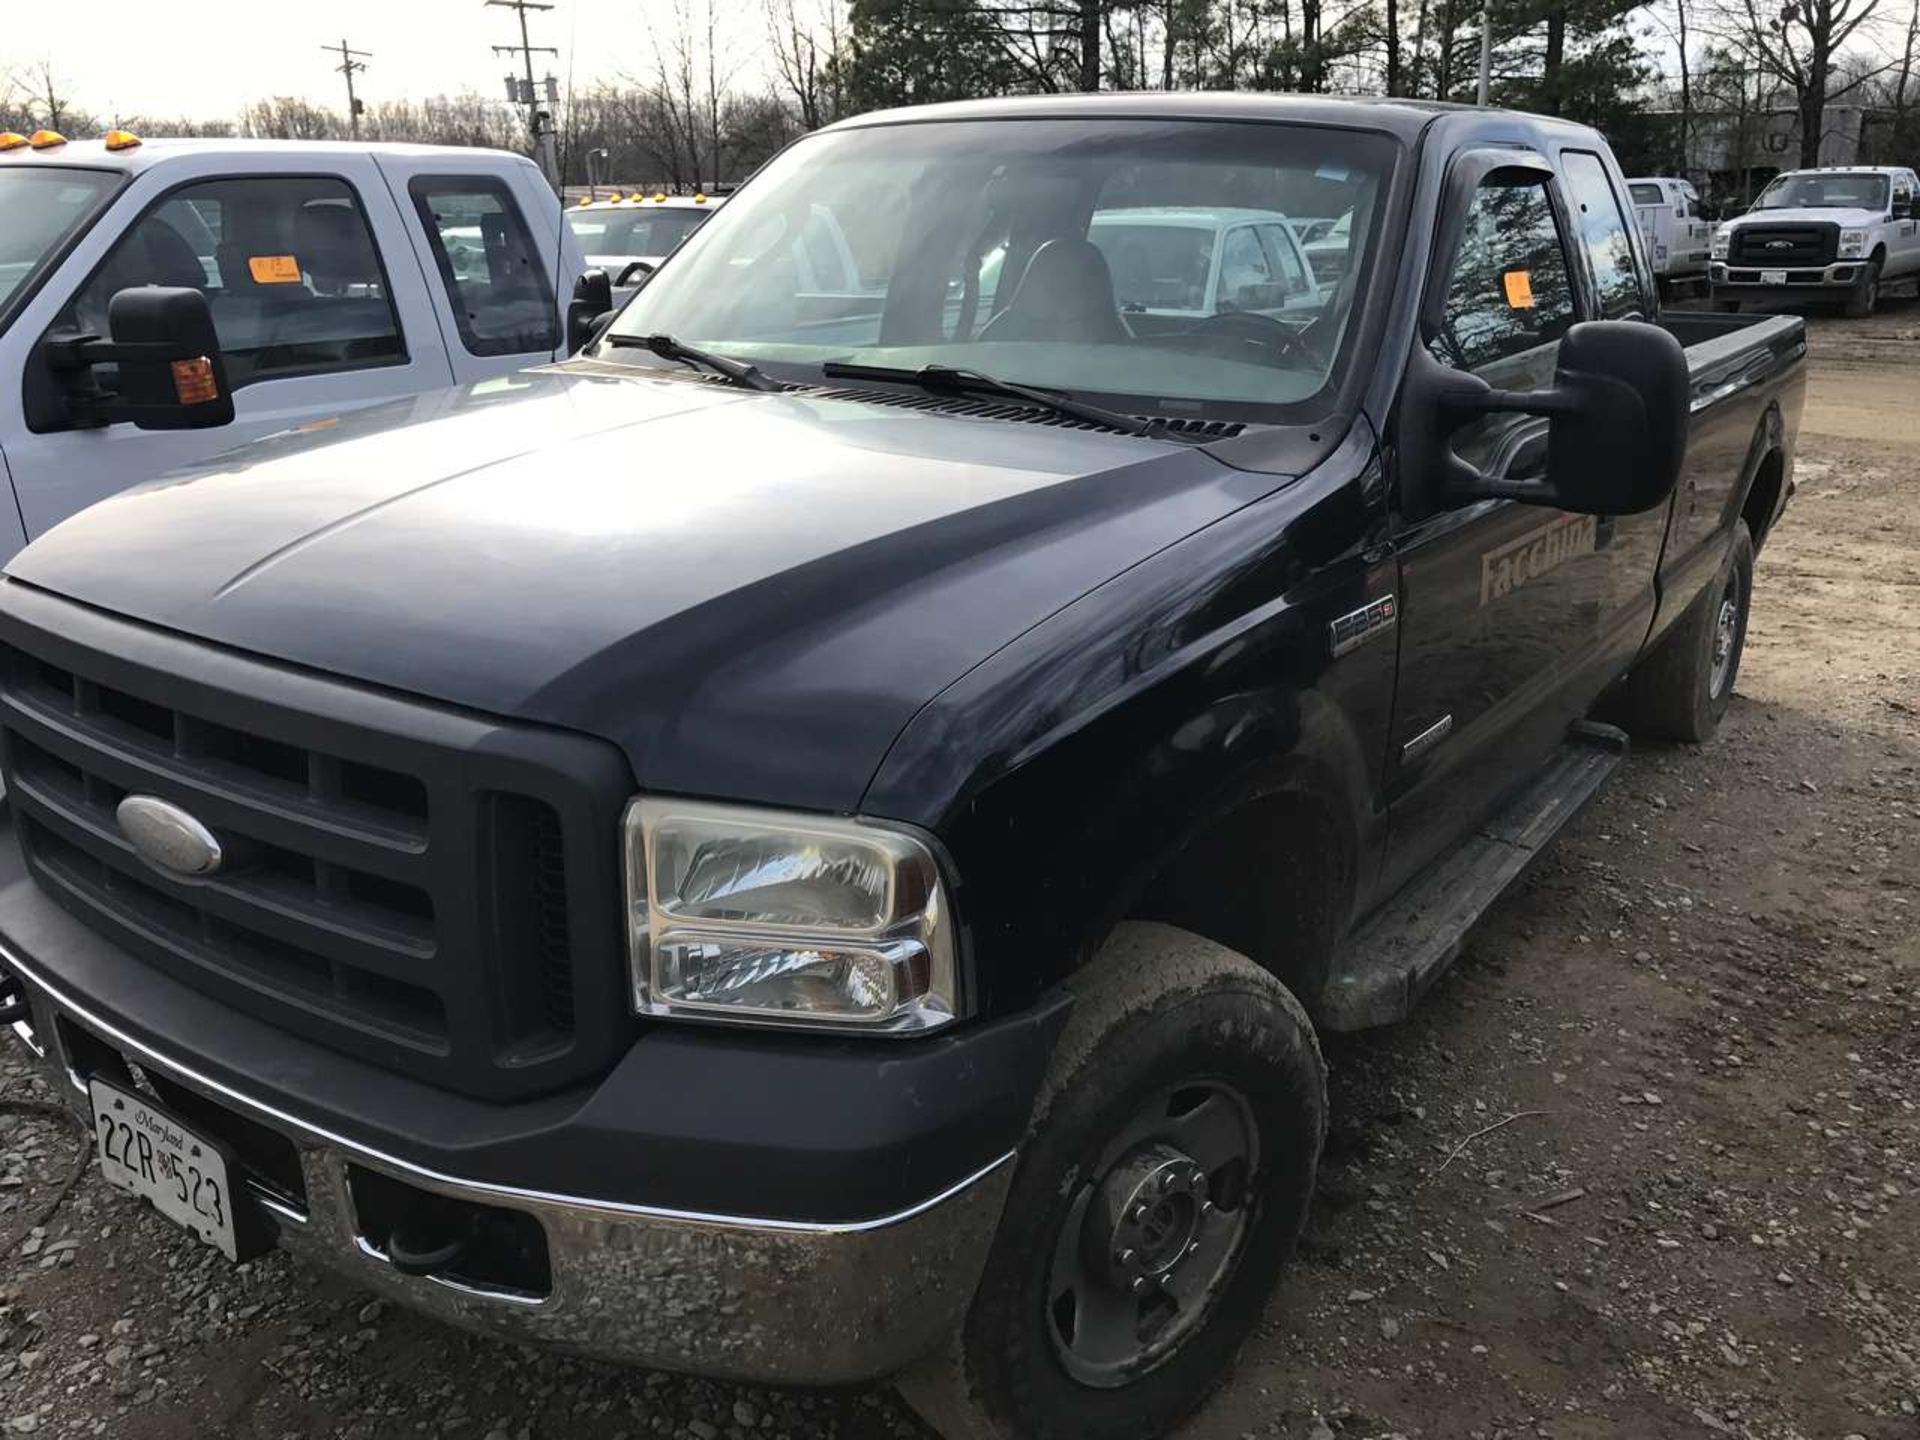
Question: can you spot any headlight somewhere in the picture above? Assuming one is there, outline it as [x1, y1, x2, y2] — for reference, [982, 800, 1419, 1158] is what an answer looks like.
[1838, 229, 1867, 258]
[1710, 227, 1731, 258]
[624, 798, 960, 1033]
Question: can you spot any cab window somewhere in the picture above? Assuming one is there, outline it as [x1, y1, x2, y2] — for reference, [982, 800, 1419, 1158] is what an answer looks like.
[1427, 175, 1576, 378]
[1561, 151, 1645, 319]
[56, 175, 404, 388]
[409, 176, 557, 357]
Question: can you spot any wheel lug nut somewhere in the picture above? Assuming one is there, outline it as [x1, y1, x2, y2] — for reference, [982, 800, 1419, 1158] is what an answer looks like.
[1201, 1200, 1216, 1215]
[1130, 1276, 1147, 1293]
[1186, 1240, 1201, 1256]
[1131, 1202, 1148, 1222]
[1116, 1248, 1135, 1266]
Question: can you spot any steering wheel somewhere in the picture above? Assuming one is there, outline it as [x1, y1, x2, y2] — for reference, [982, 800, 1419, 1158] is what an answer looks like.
[1184, 308, 1315, 366]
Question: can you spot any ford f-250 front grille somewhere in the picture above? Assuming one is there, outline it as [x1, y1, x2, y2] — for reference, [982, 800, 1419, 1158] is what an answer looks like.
[1729, 222, 1838, 267]
[0, 587, 635, 1100]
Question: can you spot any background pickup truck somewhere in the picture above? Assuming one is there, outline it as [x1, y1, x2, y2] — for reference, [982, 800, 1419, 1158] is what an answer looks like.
[0, 96, 1803, 1440]
[0, 133, 584, 563]
[1709, 164, 1920, 317]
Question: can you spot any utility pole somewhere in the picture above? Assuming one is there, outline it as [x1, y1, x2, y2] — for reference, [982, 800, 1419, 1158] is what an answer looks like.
[487, 0, 560, 188]
[322, 38, 372, 138]
[1476, 0, 1492, 105]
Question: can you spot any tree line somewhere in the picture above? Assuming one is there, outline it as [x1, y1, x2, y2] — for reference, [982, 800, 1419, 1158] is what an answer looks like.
[5, 0, 1916, 203]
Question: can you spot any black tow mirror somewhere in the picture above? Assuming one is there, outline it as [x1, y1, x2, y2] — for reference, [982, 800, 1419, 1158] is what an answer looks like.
[567, 268, 614, 353]
[35, 287, 234, 433]
[1412, 320, 1689, 516]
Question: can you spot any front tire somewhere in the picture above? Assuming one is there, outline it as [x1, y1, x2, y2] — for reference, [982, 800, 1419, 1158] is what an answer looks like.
[900, 924, 1326, 1440]
[1844, 256, 1882, 318]
[1612, 521, 1754, 743]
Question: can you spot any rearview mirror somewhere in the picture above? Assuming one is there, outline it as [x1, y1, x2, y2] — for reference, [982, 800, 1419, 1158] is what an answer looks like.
[1409, 320, 1689, 516]
[615, 259, 656, 288]
[567, 268, 614, 352]
[33, 287, 234, 433]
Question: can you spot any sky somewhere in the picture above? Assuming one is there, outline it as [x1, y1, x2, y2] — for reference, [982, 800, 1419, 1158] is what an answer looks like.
[5, 0, 761, 123]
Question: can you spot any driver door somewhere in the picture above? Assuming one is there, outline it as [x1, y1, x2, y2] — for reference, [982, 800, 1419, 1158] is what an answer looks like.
[1380, 168, 1612, 899]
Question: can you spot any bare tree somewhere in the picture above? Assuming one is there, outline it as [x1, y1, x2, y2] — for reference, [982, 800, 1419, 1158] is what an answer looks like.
[1713, 0, 1888, 166]
[767, 0, 847, 128]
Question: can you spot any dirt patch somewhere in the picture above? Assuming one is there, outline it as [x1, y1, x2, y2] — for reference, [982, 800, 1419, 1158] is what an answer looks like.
[2, 300, 1916, 1440]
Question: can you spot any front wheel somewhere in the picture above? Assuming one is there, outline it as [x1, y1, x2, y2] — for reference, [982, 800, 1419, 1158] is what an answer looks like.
[1844, 257, 1882, 318]
[899, 924, 1326, 1440]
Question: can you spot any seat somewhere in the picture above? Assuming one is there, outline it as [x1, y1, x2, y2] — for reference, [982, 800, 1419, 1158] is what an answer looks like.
[978, 237, 1131, 344]
[295, 203, 379, 296]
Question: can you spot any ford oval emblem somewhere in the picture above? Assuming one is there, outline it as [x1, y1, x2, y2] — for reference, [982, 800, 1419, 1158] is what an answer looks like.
[116, 795, 224, 878]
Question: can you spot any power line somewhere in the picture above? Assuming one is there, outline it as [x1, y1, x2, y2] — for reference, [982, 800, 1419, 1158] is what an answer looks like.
[321, 38, 372, 140]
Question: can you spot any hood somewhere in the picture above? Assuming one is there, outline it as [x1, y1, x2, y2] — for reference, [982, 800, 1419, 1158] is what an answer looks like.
[1726, 207, 1882, 229]
[7, 365, 1279, 812]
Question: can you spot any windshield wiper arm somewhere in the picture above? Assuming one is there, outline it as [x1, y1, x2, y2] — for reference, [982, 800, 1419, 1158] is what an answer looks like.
[820, 362, 1161, 437]
[600, 333, 784, 392]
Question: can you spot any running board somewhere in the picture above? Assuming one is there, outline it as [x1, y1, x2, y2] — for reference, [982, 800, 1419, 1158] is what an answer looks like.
[1321, 721, 1629, 1031]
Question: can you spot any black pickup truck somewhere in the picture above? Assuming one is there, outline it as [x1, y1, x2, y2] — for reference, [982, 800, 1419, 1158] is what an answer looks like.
[0, 96, 1804, 1439]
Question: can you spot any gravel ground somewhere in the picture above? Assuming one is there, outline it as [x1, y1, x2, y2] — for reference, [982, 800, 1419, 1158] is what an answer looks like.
[3, 297, 1916, 1440]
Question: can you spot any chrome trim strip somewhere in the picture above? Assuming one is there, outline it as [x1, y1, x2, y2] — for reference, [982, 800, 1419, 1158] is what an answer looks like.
[353, 1236, 546, 1307]
[0, 936, 1016, 1236]
[1401, 713, 1454, 763]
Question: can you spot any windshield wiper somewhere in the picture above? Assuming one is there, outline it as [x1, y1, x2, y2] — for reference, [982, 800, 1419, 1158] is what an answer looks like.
[600, 332, 784, 392]
[820, 361, 1162, 438]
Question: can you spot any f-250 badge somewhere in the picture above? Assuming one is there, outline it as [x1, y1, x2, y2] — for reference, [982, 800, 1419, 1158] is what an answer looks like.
[1480, 513, 1597, 606]
[1329, 594, 1397, 657]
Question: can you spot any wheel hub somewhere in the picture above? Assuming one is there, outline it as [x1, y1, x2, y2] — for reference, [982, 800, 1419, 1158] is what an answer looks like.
[1099, 1146, 1211, 1290]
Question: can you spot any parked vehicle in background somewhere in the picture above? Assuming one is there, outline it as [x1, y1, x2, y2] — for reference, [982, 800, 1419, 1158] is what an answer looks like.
[1301, 207, 1353, 283]
[566, 192, 721, 288]
[1, 95, 1804, 1440]
[1627, 175, 1711, 296]
[0, 131, 584, 565]
[1709, 165, 1920, 316]
[1086, 206, 1323, 325]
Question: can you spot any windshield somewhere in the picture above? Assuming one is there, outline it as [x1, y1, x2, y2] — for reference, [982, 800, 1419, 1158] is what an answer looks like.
[568, 206, 711, 260]
[1752, 172, 1889, 212]
[606, 119, 1396, 419]
[0, 168, 120, 325]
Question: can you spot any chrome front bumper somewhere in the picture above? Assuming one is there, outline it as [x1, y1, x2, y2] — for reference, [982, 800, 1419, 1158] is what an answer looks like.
[1710, 260, 1868, 289]
[4, 946, 1013, 1386]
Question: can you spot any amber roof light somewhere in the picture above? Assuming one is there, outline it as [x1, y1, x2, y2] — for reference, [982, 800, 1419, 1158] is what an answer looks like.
[28, 129, 67, 149]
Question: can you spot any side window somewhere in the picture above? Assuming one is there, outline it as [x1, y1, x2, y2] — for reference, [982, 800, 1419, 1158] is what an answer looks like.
[1427, 175, 1576, 377]
[1561, 151, 1645, 320]
[1218, 226, 1270, 307]
[58, 175, 404, 389]
[409, 176, 558, 357]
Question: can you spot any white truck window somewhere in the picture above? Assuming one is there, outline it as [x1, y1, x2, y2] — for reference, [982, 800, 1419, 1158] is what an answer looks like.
[55, 176, 404, 388]
[1, 169, 120, 318]
[1628, 183, 1664, 206]
[408, 176, 558, 357]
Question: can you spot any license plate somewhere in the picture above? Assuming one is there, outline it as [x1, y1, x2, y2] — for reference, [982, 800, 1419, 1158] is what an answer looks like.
[1760, 269, 1788, 285]
[90, 1078, 240, 1261]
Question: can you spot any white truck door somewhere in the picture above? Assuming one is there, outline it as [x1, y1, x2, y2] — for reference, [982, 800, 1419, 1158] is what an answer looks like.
[1891, 172, 1920, 276]
[380, 155, 575, 385]
[2, 153, 455, 548]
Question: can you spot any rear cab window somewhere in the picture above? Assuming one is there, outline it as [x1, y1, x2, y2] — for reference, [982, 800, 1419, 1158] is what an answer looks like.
[51, 174, 404, 388]
[1560, 151, 1647, 319]
[409, 176, 558, 357]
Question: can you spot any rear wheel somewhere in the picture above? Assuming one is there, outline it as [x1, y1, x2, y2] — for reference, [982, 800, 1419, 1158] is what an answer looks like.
[899, 924, 1325, 1440]
[1611, 521, 1754, 743]
[1844, 256, 1882, 318]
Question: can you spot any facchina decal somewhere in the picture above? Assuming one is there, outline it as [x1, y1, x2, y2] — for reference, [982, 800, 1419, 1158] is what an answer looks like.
[1480, 513, 1597, 607]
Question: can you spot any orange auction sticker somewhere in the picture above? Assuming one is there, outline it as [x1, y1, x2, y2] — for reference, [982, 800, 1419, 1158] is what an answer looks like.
[248, 254, 302, 284]
[1502, 269, 1535, 308]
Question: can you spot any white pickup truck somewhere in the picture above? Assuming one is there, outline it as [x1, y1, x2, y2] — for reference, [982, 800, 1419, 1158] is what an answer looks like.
[0, 132, 585, 562]
[1626, 176, 1711, 296]
[1709, 164, 1920, 316]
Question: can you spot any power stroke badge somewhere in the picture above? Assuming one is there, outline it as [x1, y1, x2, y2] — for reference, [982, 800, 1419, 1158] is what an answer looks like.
[1479, 513, 1598, 607]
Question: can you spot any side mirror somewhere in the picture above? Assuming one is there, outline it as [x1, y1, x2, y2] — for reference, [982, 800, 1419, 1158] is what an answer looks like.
[35, 287, 234, 433]
[1409, 320, 1689, 516]
[567, 268, 614, 353]
[614, 259, 656, 288]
